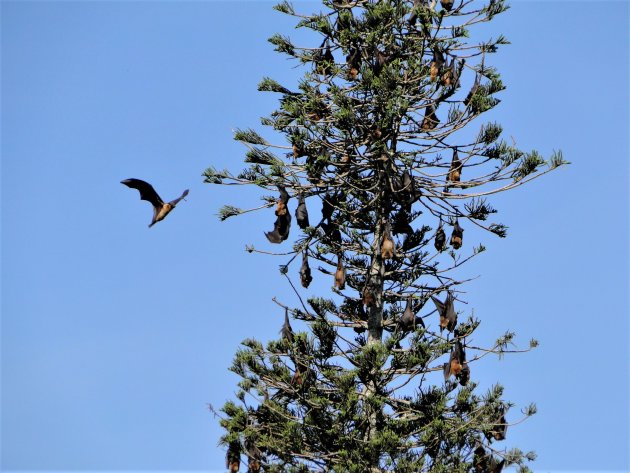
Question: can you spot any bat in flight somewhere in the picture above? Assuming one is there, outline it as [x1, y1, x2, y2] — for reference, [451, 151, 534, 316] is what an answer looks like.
[121, 178, 189, 228]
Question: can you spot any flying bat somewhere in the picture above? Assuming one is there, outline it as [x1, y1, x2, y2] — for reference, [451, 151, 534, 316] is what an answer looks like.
[300, 252, 313, 288]
[450, 218, 464, 249]
[431, 293, 457, 332]
[121, 178, 189, 227]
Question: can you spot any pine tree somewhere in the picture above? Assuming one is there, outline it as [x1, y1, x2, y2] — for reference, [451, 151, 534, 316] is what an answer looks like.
[205, 1, 566, 471]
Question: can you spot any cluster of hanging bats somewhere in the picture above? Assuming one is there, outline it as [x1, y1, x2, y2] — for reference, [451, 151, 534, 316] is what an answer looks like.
[119, 1, 509, 471]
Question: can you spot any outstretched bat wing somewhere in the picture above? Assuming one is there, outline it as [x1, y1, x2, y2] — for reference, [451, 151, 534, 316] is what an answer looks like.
[121, 178, 164, 208]
[168, 189, 190, 207]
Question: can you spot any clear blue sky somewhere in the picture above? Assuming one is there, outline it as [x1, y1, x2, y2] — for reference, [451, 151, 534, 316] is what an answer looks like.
[1, 0, 628, 471]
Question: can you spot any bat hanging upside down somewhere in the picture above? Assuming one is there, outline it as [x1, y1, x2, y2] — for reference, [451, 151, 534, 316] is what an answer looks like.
[121, 178, 189, 227]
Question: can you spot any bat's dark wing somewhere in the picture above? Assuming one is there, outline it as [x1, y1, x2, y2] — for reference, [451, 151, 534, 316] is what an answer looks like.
[121, 179, 164, 208]
[168, 189, 189, 206]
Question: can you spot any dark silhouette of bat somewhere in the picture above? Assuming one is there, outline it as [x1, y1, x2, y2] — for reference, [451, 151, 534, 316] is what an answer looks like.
[315, 43, 335, 76]
[431, 293, 457, 332]
[421, 104, 439, 130]
[300, 252, 313, 288]
[450, 218, 463, 249]
[458, 361, 470, 386]
[280, 308, 294, 343]
[440, 0, 454, 12]
[392, 209, 413, 235]
[474, 446, 504, 473]
[245, 438, 262, 473]
[464, 73, 481, 107]
[346, 48, 360, 81]
[226, 440, 241, 473]
[121, 178, 189, 227]
[334, 254, 346, 290]
[398, 296, 425, 332]
[448, 148, 462, 184]
[265, 186, 291, 243]
[295, 194, 310, 229]
[381, 222, 395, 259]
[434, 221, 446, 251]
[489, 408, 508, 441]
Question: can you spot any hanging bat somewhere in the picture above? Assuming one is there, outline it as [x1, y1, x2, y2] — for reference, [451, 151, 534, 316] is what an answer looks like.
[121, 178, 189, 228]
[458, 361, 470, 386]
[464, 73, 481, 107]
[381, 222, 396, 260]
[295, 194, 310, 229]
[420, 104, 439, 130]
[265, 186, 291, 243]
[430, 48, 445, 82]
[300, 252, 313, 288]
[431, 293, 457, 332]
[346, 48, 360, 81]
[392, 209, 413, 235]
[434, 221, 446, 251]
[362, 286, 375, 307]
[447, 340, 466, 379]
[244, 438, 262, 473]
[280, 308, 294, 343]
[440, 0, 454, 12]
[373, 49, 389, 75]
[226, 440, 241, 473]
[490, 409, 508, 441]
[448, 148, 462, 184]
[334, 254, 346, 290]
[450, 218, 463, 249]
[315, 43, 335, 76]
[398, 296, 425, 332]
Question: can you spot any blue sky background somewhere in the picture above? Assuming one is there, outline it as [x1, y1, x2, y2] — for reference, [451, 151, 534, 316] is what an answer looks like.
[1, 0, 628, 471]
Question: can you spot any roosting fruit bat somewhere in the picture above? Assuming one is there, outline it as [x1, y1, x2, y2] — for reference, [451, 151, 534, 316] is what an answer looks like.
[393, 209, 413, 235]
[265, 186, 291, 243]
[420, 104, 439, 130]
[464, 74, 481, 107]
[245, 438, 262, 473]
[440, 0, 454, 12]
[334, 254, 346, 290]
[346, 48, 360, 81]
[450, 218, 463, 249]
[315, 43, 335, 76]
[434, 221, 446, 251]
[430, 48, 445, 82]
[431, 293, 457, 332]
[458, 361, 470, 386]
[295, 194, 310, 229]
[362, 286, 375, 307]
[490, 409, 508, 441]
[280, 308, 294, 343]
[443, 340, 465, 380]
[381, 223, 396, 260]
[226, 440, 241, 473]
[300, 252, 313, 288]
[398, 296, 425, 332]
[448, 148, 462, 184]
[121, 178, 189, 228]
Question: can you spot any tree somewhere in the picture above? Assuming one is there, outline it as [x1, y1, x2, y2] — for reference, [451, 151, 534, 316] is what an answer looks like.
[205, 1, 565, 471]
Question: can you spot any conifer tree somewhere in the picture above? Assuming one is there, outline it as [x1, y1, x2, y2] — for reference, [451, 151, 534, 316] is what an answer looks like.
[205, 1, 565, 471]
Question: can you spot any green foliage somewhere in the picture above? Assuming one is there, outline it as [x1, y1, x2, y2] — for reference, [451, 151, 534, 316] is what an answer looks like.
[207, 0, 564, 470]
